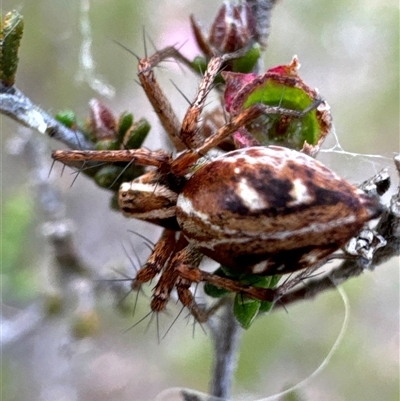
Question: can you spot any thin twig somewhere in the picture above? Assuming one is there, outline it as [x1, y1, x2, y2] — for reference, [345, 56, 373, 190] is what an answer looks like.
[207, 298, 243, 400]
[0, 86, 94, 150]
[245, 0, 280, 48]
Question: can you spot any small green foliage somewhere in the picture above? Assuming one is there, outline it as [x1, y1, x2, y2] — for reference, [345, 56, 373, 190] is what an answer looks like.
[204, 266, 280, 329]
[231, 43, 261, 73]
[55, 110, 77, 129]
[243, 83, 320, 149]
[55, 110, 90, 139]
[94, 165, 124, 189]
[0, 10, 24, 87]
[123, 117, 150, 149]
[233, 275, 279, 329]
[56, 106, 150, 153]
[191, 56, 208, 75]
[259, 275, 280, 313]
[117, 111, 134, 140]
[223, 60, 331, 152]
[54, 103, 149, 192]
[191, 45, 261, 85]
[204, 267, 231, 298]
[233, 294, 261, 329]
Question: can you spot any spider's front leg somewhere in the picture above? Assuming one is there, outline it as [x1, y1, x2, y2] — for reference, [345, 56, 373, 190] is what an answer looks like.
[138, 46, 191, 152]
[179, 56, 226, 149]
[179, 48, 254, 149]
[52, 148, 172, 171]
[138, 44, 243, 151]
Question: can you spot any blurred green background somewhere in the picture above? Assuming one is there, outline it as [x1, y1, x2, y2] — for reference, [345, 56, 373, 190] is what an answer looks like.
[1, 1, 399, 401]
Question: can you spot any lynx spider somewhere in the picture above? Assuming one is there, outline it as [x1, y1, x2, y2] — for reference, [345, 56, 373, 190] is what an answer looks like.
[53, 46, 381, 322]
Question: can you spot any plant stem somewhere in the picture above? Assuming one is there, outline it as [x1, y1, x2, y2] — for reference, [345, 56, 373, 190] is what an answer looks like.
[0, 86, 93, 150]
[207, 299, 243, 400]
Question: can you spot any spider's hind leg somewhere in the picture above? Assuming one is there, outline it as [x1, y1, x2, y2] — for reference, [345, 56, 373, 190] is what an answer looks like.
[176, 277, 209, 323]
[177, 264, 277, 304]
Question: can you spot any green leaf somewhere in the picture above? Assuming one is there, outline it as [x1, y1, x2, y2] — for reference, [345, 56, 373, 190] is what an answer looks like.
[204, 282, 231, 298]
[94, 165, 124, 189]
[117, 112, 134, 141]
[123, 118, 150, 149]
[234, 294, 261, 329]
[203, 267, 281, 328]
[243, 82, 320, 149]
[0, 10, 24, 86]
[55, 110, 77, 129]
[223, 59, 332, 152]
[231, 43, 261, 73]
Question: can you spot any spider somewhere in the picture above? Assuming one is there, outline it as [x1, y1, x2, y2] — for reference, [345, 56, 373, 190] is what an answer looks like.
[52, 46, 383, 323]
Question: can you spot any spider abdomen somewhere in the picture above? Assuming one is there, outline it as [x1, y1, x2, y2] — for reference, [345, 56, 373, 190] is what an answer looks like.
[176, 146, 382, 275]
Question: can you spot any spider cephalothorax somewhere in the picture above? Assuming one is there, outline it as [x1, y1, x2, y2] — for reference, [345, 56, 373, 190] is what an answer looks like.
[53, 45, 383, 323]
[119, 170, 186, 230]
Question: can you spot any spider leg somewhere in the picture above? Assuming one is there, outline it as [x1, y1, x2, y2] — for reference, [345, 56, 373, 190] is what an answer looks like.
[171, 98, 324, 175]
[180, 56, 225, 149]
[150, 244, 203, 315]
[179, 48, 253, 149]
[132, 228, 177, 290]
[138, 46, 191, 152]
[177, 264, 276, 303]
[176, 277, 209, 323]
[199, 98, 324, 156]
[139, 44, 253, 151]
[52, 148, 172, 172]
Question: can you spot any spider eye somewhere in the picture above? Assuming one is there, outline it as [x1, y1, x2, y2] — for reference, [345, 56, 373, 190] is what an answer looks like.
[121, 192, 127, 197]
